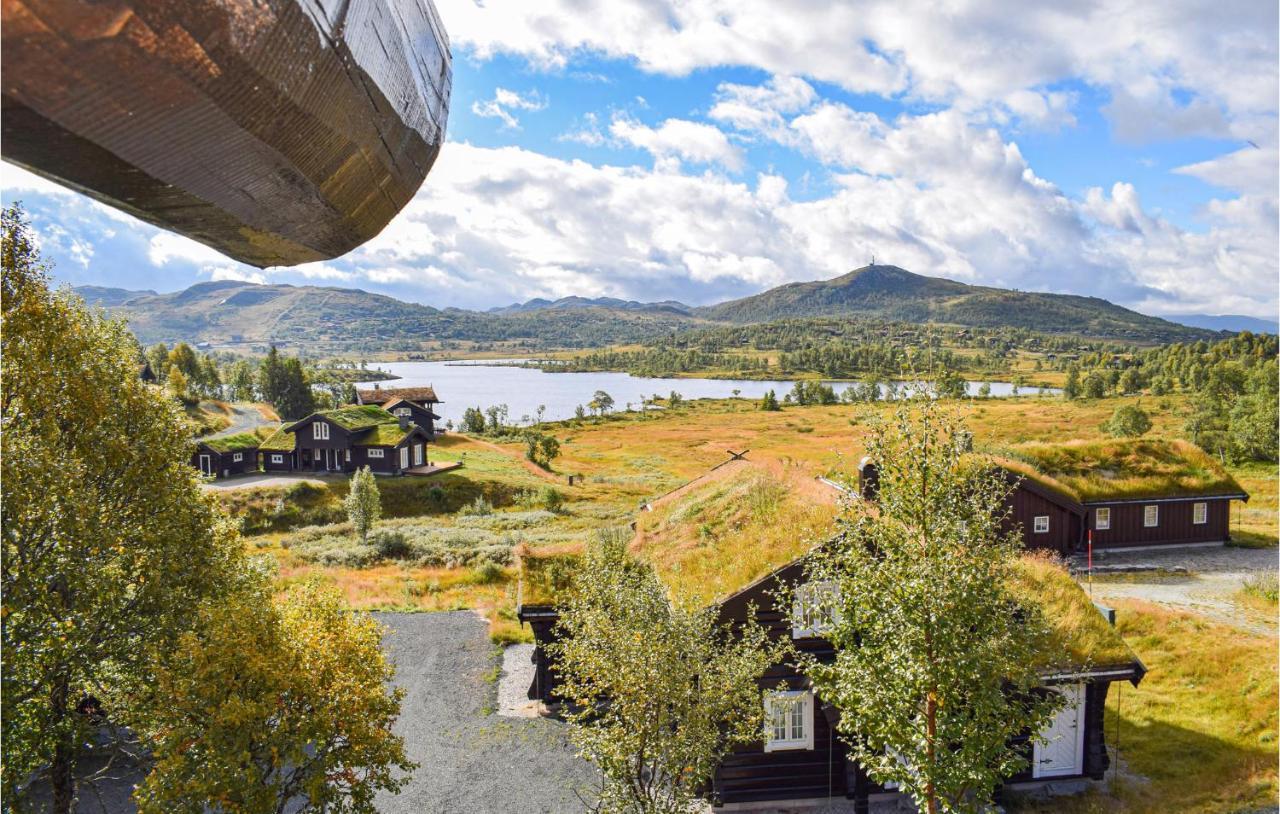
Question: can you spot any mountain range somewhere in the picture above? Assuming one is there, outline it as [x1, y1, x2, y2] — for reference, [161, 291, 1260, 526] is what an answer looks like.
[76, 265, 1245, 350]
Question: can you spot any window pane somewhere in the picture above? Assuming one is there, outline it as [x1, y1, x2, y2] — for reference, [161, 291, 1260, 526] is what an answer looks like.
[790, 699, 805, 740]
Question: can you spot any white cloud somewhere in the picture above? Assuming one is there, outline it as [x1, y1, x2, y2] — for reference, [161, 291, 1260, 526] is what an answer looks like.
[207, 266, 266, 285]
[434, 0, 1276, 137]
[471, 87, 546, 129]
[341, 140, 1275, 316]
[148, 232, 228, 267]
[608, 115, 744, 171]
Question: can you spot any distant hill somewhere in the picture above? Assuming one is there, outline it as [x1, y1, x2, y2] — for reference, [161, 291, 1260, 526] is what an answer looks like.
[1164, 313, 1277, 335]
[74, 284, 156, 306]
[77, 265, 1221, 350]
[491, 295, 691, 316]
[79, 281, 699, 349]
[695, 265, 1214, 343]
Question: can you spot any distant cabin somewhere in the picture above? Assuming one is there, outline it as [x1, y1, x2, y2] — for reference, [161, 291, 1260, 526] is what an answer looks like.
[192, 433, 259, 479]
[859, 439, 1248, 554]
[993, 439, 1249, 553]
[258, 405, 431, 476]
[355, 386, 443, 437]
[516, 460, 1144, 810]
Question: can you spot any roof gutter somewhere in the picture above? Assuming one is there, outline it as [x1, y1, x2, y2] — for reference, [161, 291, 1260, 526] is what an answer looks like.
[1041, 660, 1146, 687]
[1081, 493, 1249, 506]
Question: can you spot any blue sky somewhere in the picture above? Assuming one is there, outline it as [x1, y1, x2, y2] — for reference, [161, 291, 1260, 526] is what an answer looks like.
[4, 0, 1277, 318]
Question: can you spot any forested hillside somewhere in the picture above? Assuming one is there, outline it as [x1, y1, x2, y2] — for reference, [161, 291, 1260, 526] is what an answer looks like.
[80, 265, 1219, 353]
[696, 265, 1213, 343]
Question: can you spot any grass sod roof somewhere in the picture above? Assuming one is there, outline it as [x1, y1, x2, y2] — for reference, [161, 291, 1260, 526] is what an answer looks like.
[357, 386, 440, 405]
[259, 425, 297, 452]
[296, 404, 397, 431]
[199, 432, 259, 453]
[353, 422, 415, 447]
[995, 438, 1246, 504]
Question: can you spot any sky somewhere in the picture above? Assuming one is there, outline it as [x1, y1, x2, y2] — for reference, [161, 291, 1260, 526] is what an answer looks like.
[3, 0, 1277, 318]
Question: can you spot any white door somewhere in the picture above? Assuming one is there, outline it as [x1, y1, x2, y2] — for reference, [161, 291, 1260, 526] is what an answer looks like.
[413, 443, 424, 466]
[399, 446, 410, 469]
[199, 454, 214, 476]
[1033, 684, 1085, 778]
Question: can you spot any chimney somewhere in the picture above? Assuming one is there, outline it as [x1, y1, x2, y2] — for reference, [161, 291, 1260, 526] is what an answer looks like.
[398, 415, 410, 430]
[857, 457, 880, 501]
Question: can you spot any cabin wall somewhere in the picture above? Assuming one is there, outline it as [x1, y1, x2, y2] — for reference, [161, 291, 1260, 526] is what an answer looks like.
[261, 450, 297, 471]
[1087, 498, 1231, 548]
[1005, 485, 1081, 555]
[353, 445, 401, 474]
[388, 402, 437, 436]
[192, 448, 258, 478]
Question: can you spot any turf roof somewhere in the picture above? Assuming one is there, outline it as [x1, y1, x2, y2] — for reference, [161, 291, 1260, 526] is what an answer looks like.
[307, 404, 396, 431]
[996, 438, 1245, 503]
[353, 422, 415, 447]
[259, 426, 297, 452]
[200, 432, 259, 453]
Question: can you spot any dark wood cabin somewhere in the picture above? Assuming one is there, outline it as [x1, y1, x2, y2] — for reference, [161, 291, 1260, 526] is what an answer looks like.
[518, 549, 1144, 811]
[356, 386, 443, 437]
[997, 439, 1249, 552]
[1082, 495, 1242, 550]
[1002, 475, 1086, 556]
[258, 405, 431, 475]
[191, 433, 259, 479]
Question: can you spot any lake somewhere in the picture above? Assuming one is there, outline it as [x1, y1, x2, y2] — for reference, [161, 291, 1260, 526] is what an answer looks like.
[356, 361, 1059, 426]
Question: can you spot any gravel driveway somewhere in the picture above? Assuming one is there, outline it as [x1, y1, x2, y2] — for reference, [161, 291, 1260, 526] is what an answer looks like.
[1082, 545, 1278, 635]
[375, 612, 597, 814]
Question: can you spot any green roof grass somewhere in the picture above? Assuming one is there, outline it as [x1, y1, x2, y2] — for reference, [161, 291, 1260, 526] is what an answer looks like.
[998, 438, 1245, 503]
[1011, 552, 1139, 671]
[201, 432, 260, 453]
[259, 426, 297, 452]
[316, 404, 396, 431]
[354, 422, 413, 447]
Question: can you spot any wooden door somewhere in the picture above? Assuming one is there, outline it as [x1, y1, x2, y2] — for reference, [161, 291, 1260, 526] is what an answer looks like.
[399, 446, 409, 470]
[1033, 684, 1085, 777]
[413, 443, 424, 466]
[199, 454, 214, 477]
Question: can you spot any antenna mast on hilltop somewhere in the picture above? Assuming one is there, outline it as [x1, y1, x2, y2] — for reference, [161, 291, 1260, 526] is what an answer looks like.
[869, 253, 876, 267]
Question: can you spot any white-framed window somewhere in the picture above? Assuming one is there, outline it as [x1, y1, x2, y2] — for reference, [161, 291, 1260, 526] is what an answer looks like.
[1033, 515, 1050, 534]
[764, 690, 813, 752]
[1193, 502, 1207, 524]
[792, 581, 841, 639]
[367, 448, 385, 459]
[345, 449, 352, 462]
[1143, 505, 1159, 527]
[1095, 507, 1110, 530]
[270, 454, 284, 464]
[313, 422, 330, 440]
[394, 407, 412, 417]
[232, 452, 243, 462]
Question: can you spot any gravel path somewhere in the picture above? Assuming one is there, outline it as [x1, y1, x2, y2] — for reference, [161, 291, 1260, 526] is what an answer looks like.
[206, 402, 275, 439]
[375, 612, 597, 814]
[1081, 545, 1277, 635]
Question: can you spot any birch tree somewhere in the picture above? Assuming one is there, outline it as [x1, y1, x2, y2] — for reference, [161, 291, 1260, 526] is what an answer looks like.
[794, 400, 1061, 814]
[550, 532, 775, 814]
[345, 466, 382, 542]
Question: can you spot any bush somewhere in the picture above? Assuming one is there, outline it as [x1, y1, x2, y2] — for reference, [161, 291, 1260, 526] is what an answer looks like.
[1102, 404, 1153, 437]
[471, 561, 504, 585]
[459, 495, 494, 516]
[373, 529, 412, 559]
[540, 487, 565, 513]
[426, 484, 447, 505]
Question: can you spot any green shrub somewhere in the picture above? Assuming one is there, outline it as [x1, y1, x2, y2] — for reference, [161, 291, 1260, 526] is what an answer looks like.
[540, 487, 565, 513]
[373, 529, 412, 559]
[471, 561, 504, 585]
[459, 495, 494, 516]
